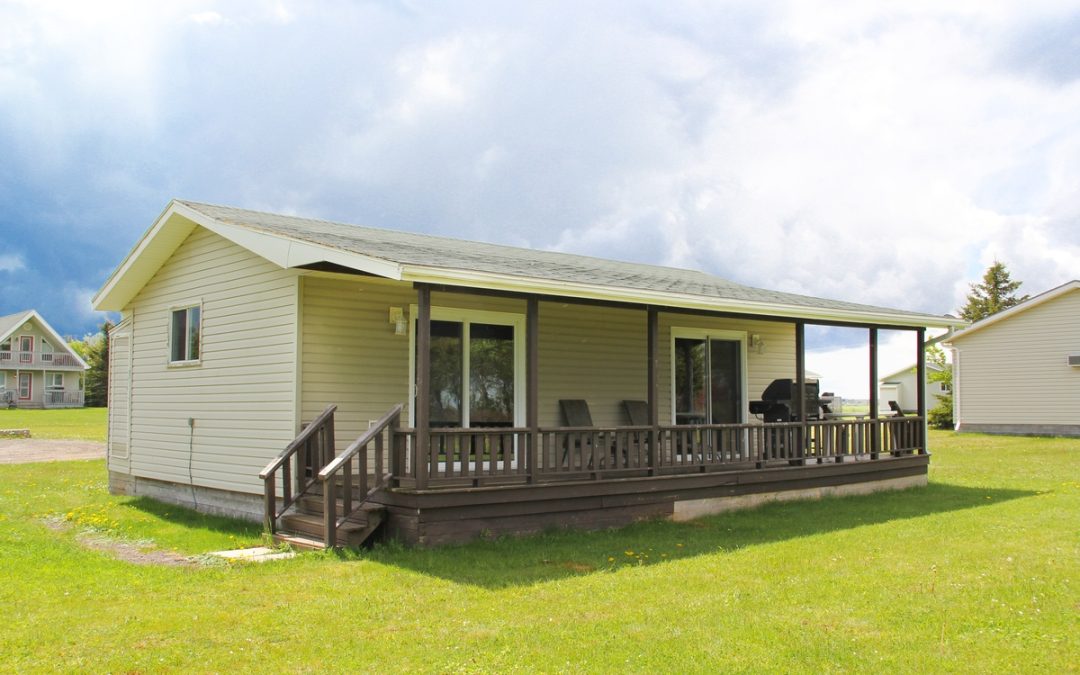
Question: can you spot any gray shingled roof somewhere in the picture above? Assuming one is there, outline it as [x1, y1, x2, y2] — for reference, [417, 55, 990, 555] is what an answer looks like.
[0, 310, 33, 342]
[179, 200, 948, 322]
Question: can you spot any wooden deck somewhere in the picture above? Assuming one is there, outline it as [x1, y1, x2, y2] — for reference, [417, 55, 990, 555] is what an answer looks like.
[262, 408, 927, 548]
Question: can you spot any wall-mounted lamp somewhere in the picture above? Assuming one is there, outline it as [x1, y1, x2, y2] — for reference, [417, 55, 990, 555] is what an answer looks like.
[750, 334, 765, 354]
[389, 307, 407, 336]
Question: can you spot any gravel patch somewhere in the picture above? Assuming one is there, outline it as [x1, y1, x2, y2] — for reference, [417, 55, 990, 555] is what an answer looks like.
[0, 439, 106, 464]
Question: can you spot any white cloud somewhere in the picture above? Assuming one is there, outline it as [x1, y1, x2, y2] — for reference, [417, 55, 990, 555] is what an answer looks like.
[0, 254, 25, 273]
[2, 1, 1079, 338]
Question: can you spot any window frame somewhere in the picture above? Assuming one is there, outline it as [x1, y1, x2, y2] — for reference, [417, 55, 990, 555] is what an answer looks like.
[669, 327, 749, 425]
[46, 372, 64, 390]
[408, 306, 526, 429]
[168, 303, 203, 367]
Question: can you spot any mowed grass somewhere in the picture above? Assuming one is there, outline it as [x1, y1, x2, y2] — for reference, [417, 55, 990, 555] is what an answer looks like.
[0, 407, 107, 441]
[0, 432, 1076, 672]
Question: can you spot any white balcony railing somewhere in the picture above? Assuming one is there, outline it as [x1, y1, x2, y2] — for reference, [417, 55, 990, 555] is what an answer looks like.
[0, 351, 83, 368]
[44, 390, 85, 407]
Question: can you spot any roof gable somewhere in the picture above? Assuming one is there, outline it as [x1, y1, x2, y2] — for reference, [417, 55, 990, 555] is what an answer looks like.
[0, 310, 90, 369]
[879, 362, 944, 382]
[944, 280, 1080, 344]
[94, 199, 964, 329]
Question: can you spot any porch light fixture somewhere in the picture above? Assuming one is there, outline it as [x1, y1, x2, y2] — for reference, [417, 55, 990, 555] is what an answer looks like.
[389, 307, 407, 336]
[750, 334, 765, 354]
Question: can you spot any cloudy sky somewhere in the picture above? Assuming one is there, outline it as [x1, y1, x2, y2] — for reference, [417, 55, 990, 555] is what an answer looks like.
[2, 1, 1078, 396]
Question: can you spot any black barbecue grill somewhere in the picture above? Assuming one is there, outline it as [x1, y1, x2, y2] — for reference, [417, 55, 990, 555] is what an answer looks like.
[749, 378, 822, 423]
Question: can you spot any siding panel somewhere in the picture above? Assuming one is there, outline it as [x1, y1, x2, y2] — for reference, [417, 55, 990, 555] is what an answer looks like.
[125, 227, 298, 494]
[953, 289, 1080, 426]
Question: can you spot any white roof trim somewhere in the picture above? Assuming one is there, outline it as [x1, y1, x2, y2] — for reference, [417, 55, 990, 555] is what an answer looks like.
[400, 265, 964, 328]
[93, 200, 404, 311]
[0, 310, 90, 370]
[943, 280, 1080, 344]
[94, 199, 963, 329]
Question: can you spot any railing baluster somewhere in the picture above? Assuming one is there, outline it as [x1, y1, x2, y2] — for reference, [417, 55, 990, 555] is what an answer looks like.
[342, 456, 353, 520]
[375, 433, 384, 486]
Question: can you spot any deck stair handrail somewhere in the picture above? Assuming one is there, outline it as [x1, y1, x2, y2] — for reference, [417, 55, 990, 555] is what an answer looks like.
[317, 403, 402, 548]
[259, 404, 337, 534]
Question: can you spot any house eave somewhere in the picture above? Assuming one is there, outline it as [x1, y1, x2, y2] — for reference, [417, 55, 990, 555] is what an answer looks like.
[93, 200, 405, 312]
[942, 280, 1080, 345]
[399, 266, 963, 329]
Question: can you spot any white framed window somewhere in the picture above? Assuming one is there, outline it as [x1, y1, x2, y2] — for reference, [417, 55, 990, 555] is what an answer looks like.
[46, 372, 64, 390]
[408, 306, 526, 429]
[169, 304, 201, 365]
[40, 338, 53, 362]
[18, 335, 32, 363]
[670, 328, 749, 425]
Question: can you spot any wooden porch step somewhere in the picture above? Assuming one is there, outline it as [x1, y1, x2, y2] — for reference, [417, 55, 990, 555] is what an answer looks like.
[277, 504, 386, 549]
[296, 496, 385, 517]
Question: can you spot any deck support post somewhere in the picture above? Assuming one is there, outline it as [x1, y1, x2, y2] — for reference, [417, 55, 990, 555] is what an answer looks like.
[794, 321, 809, 465]
[647, 307, 659, 476]
[869, 328, 880, 459]
[526, 297, 539, 483]
[415, 285, 431, 490]
[916, 327, 927, 455]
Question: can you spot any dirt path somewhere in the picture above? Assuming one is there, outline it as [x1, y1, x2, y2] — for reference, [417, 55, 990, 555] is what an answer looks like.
[0, 439, 106, 464]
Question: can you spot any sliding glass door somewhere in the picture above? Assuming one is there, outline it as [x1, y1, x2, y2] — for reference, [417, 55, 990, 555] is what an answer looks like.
[414, 309, 524, 429]
[673, 331, 746, 425]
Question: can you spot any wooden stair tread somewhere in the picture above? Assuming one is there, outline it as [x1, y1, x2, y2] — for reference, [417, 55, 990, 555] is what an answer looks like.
[276, 505, 387, 548]
[271, 533, 326, 551]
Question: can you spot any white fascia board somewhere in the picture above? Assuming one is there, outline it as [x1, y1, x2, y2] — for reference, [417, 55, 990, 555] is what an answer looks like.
[179, 214, 403, 280]
[92, 201, 405, 312]
[944, 280, 1080, 344]
[92, 201, 197, 312]
[401, 266, 965, 329]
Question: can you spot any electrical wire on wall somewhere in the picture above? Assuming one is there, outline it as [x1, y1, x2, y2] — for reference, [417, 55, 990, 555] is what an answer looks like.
[187, 417, 198, 509]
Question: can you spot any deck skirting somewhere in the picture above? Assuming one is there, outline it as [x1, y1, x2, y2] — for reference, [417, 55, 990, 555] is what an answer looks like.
[375, 454, 930, 547]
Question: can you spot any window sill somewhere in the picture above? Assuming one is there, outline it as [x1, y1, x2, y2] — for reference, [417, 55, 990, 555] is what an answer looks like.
[167, 360, 202, 369]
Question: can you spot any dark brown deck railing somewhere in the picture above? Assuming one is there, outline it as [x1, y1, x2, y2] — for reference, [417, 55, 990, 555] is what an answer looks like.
[396, 417, 925, 487]
[317, 404, 403, 548]
[259, 404, 337, 534]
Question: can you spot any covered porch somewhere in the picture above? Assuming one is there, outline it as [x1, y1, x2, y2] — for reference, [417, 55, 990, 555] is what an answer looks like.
[263, 282, 931, 548]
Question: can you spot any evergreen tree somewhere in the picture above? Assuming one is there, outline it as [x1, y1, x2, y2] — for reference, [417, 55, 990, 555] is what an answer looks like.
[959, 261, 1028, 322]
[77, 321, 112, 407]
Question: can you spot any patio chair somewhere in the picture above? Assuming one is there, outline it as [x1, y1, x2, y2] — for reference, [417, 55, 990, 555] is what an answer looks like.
[559, 399, 607, 470]
[888, 400, 905, 417]
[622, 400, 649, 426]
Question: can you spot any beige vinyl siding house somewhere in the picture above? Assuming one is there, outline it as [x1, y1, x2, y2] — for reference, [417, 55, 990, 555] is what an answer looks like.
[107, 227, 299, 504]
[945, 280, 1080, 437]
[94, 200, 961, 544]
[0, 310, 88, 408]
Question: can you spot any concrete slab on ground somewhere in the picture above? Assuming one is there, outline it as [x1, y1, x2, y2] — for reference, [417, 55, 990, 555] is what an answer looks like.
[207, 546, 296, 563]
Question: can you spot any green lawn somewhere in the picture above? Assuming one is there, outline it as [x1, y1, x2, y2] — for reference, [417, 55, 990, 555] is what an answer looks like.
[0, 407, 107, 441]
[0, 431, 1076, 672]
